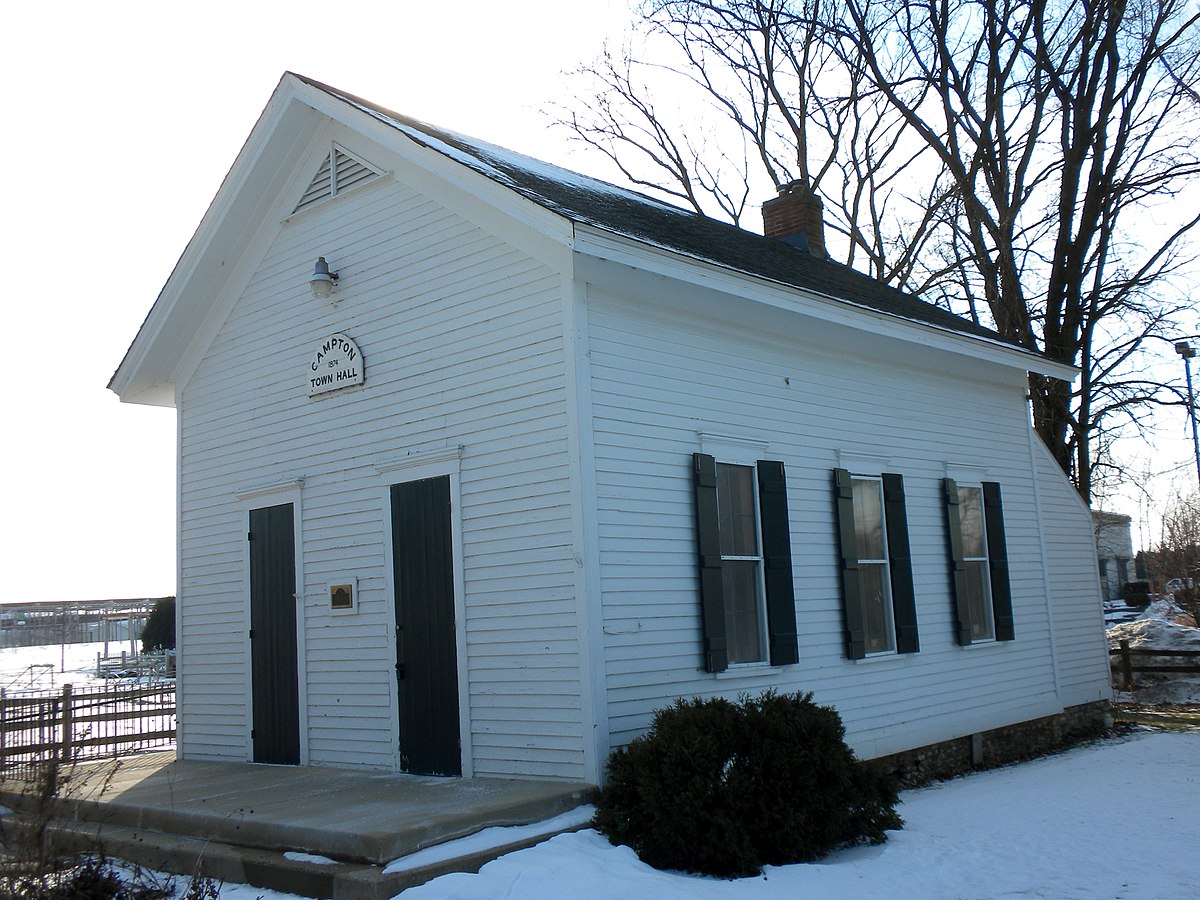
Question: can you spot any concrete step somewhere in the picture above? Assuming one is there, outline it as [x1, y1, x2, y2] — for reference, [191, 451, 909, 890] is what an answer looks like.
[0, 753, 597, 898]
[8, 811, 591, 900]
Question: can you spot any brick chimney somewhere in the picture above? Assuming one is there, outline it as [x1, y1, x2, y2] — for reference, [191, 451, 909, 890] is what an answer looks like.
[762, 180, 826, 256]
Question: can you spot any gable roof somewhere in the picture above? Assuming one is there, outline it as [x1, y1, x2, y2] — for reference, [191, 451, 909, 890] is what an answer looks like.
[294, 74, 1016, 349]
[111, 73, 1071, 407]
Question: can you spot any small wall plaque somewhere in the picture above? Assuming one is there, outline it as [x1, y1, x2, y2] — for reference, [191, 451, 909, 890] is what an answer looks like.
[329, 578, 356, 613]
[308, 332, 365, 396]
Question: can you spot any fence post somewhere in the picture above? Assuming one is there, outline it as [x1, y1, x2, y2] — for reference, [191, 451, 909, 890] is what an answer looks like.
[61, 684, 73, 762]
[1, 688, 6, 762]
[1120, 639, 1133, 691]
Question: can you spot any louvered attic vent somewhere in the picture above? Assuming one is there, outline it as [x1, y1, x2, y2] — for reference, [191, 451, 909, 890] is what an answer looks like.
[293, 144, 385, 214]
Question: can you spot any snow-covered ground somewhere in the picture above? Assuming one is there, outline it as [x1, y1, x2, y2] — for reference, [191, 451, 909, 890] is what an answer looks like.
[318, 605, 1200, 898]
[0, 640, 124, 693]
[20, 606, 1200, 899]
[200, 729, 1199, 900]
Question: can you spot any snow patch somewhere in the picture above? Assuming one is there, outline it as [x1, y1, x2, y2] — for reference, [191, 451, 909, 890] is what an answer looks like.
[382, 805, 595, 875]
[1108, 598, 1200, 703]
[282, 851, 338, 865]
[0, 641, 131, 693]
[1107, 598, 1200, 651]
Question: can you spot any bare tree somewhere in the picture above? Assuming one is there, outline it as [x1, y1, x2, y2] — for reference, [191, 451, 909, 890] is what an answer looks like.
[1159, 491, 1200, 569]
[558, 0, 942, 283]
[560, 0, 1200, 502]
[1144, 489, 1200, 616]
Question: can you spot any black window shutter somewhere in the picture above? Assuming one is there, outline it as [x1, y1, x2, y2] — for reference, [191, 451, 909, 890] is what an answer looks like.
[943, 478, 975, 645]
[882, 473, 919, 654]
[983, 481, 1015, 641]
[833, 468, 866, 660]
[757, 460, 799, 666]
[693, 453, 728, 672]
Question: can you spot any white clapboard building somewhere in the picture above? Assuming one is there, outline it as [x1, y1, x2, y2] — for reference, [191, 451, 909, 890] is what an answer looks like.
[110, 74, 1111, 783]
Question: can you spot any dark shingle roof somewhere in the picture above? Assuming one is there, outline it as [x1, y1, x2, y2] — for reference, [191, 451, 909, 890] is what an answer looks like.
[297, 74, 1011, 347]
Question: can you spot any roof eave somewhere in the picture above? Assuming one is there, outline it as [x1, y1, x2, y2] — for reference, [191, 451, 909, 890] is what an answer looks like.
[571, 224, 1078, 382]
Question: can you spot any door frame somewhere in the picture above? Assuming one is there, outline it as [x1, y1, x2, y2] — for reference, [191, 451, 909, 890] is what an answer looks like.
[377, 446, 471, 776]
[238, 478, 308, 765]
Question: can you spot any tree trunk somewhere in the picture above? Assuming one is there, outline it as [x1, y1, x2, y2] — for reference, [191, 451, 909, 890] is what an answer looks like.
[1031, 373, 1081, 500]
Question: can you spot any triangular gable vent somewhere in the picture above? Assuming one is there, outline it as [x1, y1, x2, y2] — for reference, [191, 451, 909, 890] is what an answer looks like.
[292, 143, 385, 214]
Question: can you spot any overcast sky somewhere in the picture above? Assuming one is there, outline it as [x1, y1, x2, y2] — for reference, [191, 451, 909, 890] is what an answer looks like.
[2, 0, 630, 603]
[2, 1, 1196, 604]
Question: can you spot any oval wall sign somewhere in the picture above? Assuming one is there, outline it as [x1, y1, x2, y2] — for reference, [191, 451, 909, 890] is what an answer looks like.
[308, 332, 365, 396]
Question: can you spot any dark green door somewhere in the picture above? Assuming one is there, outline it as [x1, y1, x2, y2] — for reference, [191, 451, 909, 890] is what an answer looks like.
[391, 476, 461, 776]
[249, 503, 300, 765]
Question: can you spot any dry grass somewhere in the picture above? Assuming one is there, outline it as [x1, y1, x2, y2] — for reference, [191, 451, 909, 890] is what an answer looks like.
[0, 753, 214, 899]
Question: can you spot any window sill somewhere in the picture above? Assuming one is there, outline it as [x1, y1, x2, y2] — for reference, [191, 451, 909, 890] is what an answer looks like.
[714, 662, 783, 679]
[848, 646, 928, 662]
[959, 637, 1000, 649]
[849, 649, 901, 663]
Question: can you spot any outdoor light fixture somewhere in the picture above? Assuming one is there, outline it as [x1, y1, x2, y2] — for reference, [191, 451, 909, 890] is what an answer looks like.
[1175, 339, 1200, 492]
[309, 257, 339, 301]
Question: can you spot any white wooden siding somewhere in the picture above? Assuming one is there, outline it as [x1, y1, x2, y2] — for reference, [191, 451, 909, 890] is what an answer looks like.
[587, 287, 1080, 760]
[1033, 439, 1113, 706]
[178, 170, 584, 778]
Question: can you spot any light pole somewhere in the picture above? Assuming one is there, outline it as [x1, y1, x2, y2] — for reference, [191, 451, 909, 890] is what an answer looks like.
[1176, 341, 1200, 493]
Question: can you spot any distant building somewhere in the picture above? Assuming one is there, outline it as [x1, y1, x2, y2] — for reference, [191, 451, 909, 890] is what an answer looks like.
[1092, 511, 1134, 600]
[0, 599, 159, 649]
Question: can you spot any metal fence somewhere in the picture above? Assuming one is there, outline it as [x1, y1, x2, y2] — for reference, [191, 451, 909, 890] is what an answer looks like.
[95, 649, 175, 679]
[0, 681, 175, 770]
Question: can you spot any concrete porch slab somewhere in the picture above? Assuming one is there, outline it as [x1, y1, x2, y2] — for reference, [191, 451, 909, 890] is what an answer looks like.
[0, 753, 596, 899]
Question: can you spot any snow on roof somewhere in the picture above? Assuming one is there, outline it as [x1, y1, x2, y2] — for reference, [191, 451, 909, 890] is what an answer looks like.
[313, 78, 706, 218]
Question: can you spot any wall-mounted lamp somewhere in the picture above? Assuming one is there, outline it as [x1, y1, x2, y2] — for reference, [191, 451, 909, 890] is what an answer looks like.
[309, 257, 340, 301]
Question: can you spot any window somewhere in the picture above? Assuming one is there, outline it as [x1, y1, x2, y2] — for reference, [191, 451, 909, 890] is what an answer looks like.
[692, 453, 798, 673]
[716, 463, 766, 663]
[1115, 558, 1130, 593]
[944, 479, 1014, 644]
[833, 469, 919, 659]
[955, 485, 995, 641]
[851, 477, 895, 654]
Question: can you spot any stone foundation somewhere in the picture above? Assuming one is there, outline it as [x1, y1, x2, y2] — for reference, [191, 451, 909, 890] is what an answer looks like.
[871, 701, 1111, 788]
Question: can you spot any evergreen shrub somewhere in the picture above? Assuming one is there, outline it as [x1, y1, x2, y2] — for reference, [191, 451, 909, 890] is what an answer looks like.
[1123, 582, 1152, 607]
[593, 690, 902, 877]
[140, 597, 176, 653]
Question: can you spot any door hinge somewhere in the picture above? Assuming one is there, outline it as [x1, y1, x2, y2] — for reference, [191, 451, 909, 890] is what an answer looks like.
[247, 531, 253, 542]
[248, 629, 255, 640]
[396, 662, 406, 679]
